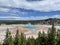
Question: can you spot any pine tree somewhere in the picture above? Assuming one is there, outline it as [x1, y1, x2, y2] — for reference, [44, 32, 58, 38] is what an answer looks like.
[14, 30, 21, 45]
[47, 20, 57, 45]
[27, 37, 35, 45]
[47, 28, 51, 45]
[27, 37, 31, 45]
[30, 37, 35, 45]
[3, 29, 10, 45]
[20, 33, 26, 45]
[56, 30, 60, 45]
[3, 29, 9, 45]
[3, 29, 14, 45]
[40, 31, 47, 45]
[35, 32, 41, 45]
[8, 32, 14, 45]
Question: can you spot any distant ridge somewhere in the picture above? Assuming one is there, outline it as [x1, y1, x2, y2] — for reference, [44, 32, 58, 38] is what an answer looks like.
[0, 18, 60, 25]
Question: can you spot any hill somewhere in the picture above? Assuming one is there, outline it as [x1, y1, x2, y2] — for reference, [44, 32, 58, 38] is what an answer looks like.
[0, 18, 60, 25]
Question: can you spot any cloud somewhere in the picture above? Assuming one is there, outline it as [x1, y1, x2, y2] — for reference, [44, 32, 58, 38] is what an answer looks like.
[27, 0, 43, 2]
[0, 7, 10, 12]
[23, 15, 60, 20]
[32, 15, 60, 20]
[0, 0, 60, 20]
[0, 15, 60, 20]
[0, 0, 60, 12]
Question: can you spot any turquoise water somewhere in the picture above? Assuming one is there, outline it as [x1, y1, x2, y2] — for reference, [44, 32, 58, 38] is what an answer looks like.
[22, 25, 37, 29]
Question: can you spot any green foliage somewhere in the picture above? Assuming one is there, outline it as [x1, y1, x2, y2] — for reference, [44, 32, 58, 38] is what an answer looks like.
[56, 31, 60, 45]
[35, 32, 41, 45]
[27, 37, 35, 45]
[47, 23, 57, 45]
[40, 32, 47, 45]
[20, 33, 26, 45]
[3, 29, 14, 45]
[8, 33, 14, 45]
[14, 30, 21, 45]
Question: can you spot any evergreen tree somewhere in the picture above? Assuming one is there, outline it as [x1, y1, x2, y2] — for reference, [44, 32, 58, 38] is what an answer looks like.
[47, 21, 57, 45]
[30, 37, 35, 45]
[14, 30, 21, 45]
[40, 31, 47, 45]
[8, 32, 14, 45]
[27, 37, 31, 45]
[27, 37, 35, 45]
[56, 30, 60, 45]
[35, 32, 41, 45]
[3, 29, 10, 45]
[47, 28, 51, 45]
[3, 29, 14, 45]
[20, 33, 26, 45]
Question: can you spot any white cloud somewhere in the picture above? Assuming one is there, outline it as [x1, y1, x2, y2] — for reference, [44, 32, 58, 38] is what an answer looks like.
[22, 15, 60, 20]
[0, 15, 60, 20]
[0, 0, 60, 12]
[0, 7, 10, 12]
[32, 15, 60, 20]
[0, 0, 60, 20]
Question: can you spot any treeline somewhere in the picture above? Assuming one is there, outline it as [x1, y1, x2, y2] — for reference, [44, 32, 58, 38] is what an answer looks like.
[0, 23, 60, 45]
[0, 18, 60, 25]
[0, 20, 43, 24]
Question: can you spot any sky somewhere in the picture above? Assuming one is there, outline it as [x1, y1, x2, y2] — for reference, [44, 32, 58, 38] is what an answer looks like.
[0, 0, 60, 20]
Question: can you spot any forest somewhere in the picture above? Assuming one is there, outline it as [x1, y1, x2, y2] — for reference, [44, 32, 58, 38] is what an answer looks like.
[0, 18, 60, 25]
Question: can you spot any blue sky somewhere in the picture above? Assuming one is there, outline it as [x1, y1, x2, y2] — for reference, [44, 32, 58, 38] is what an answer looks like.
[0, 0, 60, 20]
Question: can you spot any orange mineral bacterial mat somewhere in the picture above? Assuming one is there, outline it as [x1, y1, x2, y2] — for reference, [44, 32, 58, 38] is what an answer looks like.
[18, 27, 27, 31]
